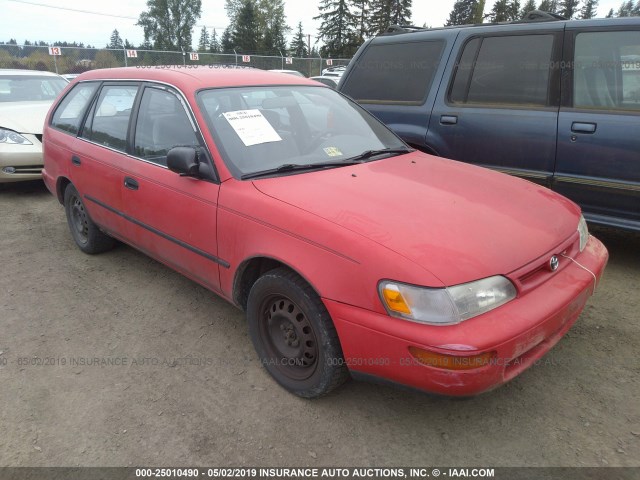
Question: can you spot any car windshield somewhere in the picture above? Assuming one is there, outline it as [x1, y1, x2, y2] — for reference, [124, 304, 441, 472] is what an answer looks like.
[0, 75, 67, 102]
[197, 85, 408, 178]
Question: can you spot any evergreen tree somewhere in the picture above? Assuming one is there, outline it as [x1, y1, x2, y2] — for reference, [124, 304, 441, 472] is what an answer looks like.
[489, 0, 520, 21]
[314, 0, 358, 57]
[210, 29, 221, 53]
[520, 0, 537, 16]
[558, 0, 580, 18]
[225, 0, 245, 29]
[390, 0, 413, 25]
[616, 0, 635, 16]
[369, 0, 393, 34]
[446, 0, 484, 25]
[259, 0, 289, 53]
[232, 0, 261, 52]
[221, 27, 233, 52]
[352, 0, 370, 42]
[197, 26, 210, 52]
[579, 0, 598, 18]
[108, 29, 124, 49]
[289, 22, 308, 57]
[137, 0, 202, 51]
[605, 7, 614, 16]
[538, 0, 559, 12]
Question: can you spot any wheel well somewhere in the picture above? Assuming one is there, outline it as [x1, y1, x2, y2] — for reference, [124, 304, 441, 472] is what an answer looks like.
[56, 177, 71, 205]
[233, 257, 291, 310]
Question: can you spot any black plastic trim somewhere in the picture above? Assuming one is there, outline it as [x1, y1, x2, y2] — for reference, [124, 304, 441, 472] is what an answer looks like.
[84, 195, 230, 268]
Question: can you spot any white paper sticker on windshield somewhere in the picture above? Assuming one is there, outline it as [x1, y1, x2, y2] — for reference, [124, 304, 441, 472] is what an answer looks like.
[223, 109, 282, 146]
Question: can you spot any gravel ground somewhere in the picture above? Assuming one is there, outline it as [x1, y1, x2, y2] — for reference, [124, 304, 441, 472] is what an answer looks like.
[1, 180, 638, 468]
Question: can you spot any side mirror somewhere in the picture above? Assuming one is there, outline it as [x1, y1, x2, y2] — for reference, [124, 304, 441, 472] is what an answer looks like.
[167, 147, 200, 177]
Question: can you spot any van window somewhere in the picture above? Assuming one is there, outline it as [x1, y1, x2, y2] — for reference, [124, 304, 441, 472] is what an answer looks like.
[450, 35, 554, 107]
[51, 83, 99, 135]
[574, 31, 640, 111]
[341, 40, 445, 104]
[133, 87, 199, 166]
[82, 85, 138, 151]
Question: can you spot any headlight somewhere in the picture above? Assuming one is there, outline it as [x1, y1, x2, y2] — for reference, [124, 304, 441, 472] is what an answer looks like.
[578, 215, 589, 252]
[0, 128, 33, 145]
[379, 276, 517, 325]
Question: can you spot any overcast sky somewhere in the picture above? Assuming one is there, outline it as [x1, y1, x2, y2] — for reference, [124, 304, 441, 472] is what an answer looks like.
[0, 0, 624, 49]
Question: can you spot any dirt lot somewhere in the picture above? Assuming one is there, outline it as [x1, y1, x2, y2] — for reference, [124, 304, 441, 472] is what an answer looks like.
[0, 180, 639, 468]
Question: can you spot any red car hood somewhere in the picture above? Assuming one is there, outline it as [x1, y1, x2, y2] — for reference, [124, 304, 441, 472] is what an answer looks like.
[253, 152, 580, 286]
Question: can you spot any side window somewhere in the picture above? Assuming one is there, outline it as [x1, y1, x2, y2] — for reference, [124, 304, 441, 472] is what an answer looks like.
[83, 85, 138, 152]
[51, 83, 99, 135]
[574, 31, 640, 111]
[341, 40, 445, 104]
[133, 87, 199, 166]
[450, 35, 555, 107]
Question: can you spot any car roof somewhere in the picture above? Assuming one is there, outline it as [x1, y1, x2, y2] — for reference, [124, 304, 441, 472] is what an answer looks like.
[76, 66, 319, 91]
[0, 69, 63, 77]
[375, 15, 640, 40]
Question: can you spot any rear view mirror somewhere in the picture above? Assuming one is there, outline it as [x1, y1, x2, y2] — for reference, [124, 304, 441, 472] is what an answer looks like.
[167, 147, 200, 177]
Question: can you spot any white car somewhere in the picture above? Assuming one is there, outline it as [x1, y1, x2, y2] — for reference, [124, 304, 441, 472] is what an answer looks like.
[321, 66, 346, 77]
[268, 69, 306, 77]
[309, 76, 339, 88]
[0, 69, 67, 182]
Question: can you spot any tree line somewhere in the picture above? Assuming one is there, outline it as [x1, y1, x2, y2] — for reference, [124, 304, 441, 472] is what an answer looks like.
[3, 0, 640, 62]
[446, 0, 640, 25]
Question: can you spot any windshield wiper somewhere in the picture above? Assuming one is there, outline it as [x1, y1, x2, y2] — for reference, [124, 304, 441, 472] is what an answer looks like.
[240, 160, 363, 180]
[345, 147, 414, 162]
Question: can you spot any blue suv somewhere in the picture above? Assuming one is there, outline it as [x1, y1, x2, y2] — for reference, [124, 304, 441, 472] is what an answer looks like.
[339, 13, 640, 231]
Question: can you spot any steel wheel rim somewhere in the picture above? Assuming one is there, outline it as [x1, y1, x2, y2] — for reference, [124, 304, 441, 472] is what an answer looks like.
[260, 294, 319, 381]
[70, 194, 89, 244]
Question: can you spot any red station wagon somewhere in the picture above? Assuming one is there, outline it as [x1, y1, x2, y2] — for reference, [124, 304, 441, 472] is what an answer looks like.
[42, 67, 608, 398]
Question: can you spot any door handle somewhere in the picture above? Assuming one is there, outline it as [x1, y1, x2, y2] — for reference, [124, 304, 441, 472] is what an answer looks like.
[440, 115, 458, 125]
[71, 155, 81, 166]
[124, 177, 139, 190]
[571, 122, 597, 134]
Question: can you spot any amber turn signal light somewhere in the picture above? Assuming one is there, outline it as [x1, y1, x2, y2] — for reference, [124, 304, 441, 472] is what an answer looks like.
[408, 347, 496, 371]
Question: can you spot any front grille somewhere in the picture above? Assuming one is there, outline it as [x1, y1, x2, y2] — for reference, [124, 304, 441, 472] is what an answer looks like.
[508, 232, 580, 295]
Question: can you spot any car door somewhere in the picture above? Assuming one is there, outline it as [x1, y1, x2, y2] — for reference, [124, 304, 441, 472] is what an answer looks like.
[74, 82, 141, 236]
[555, 26, 640, 229]
[428, 26, 563, 186]
[118, 83, 223, 293]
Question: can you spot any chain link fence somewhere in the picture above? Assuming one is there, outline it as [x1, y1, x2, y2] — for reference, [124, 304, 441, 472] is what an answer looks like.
[0, 44, 352, 78]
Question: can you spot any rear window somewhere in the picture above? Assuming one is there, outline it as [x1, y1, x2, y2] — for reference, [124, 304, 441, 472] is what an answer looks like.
[0, 75, 67, 103]
[51, 82, 99, 135]
[574, 30, 640, 111]
[341, 40, 445, 104]
[449, 34, 555, 107]
[82, 85, 139, 152]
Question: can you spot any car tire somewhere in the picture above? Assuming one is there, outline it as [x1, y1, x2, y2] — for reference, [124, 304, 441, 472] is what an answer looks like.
[64, 184, 114, 254]
[247, 268, 349, 398]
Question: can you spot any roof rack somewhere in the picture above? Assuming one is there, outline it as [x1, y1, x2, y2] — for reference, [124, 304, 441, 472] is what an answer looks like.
[517, 10, 568, 22]
[384, 24, 426, 35]
[380, 10, 567, 36]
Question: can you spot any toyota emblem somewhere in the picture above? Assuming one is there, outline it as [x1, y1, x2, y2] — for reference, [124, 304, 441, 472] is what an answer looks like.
[549, 255, 559, 272]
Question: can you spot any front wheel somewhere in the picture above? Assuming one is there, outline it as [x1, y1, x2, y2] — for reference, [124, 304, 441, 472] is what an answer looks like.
[64, 184, 114, 254]
[246, 268, 349, 398]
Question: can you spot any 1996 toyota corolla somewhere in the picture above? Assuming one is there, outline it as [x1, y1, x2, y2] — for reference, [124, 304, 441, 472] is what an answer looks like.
[42, 67, 608, 398]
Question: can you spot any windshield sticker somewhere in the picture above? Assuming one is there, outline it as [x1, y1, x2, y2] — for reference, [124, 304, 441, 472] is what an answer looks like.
[223, 110, 282, 146]
[323, 147, 343, 157]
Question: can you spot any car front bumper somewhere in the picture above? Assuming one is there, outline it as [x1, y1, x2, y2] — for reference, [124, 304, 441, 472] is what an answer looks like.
[324, 235, 609, 396]
[0, 135, 43, 183]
